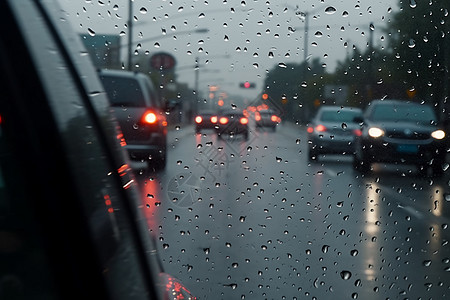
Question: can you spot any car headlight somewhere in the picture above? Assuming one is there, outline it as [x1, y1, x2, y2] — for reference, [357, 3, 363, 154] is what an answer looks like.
[431, 129, 445, 140]
[368, 127, 384, 138]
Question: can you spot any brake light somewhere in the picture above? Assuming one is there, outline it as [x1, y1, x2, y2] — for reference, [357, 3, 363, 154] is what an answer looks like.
[210, 116, 218, 123]
[143, 111, 157, 124]
[271, 115, 278, 122]
[219, 117, 229, 124]
[315, 124, 327, 132]
[240, 117, 249, 125]
[195, 116, 203, 124]
[353, 129, 362, 137]
[255, 113, 261, 121]
[307, 127, 314, 133]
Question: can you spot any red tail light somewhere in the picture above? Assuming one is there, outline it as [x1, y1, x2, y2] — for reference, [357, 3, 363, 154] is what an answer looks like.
[210, 116, 218, 123]
[307, 127, 314, 133]
[240, 117, 249, 125]
[219, 117, 229, 125]
[353, 129, 362, 136]
[195, 116, 203, 124]
[315, 124, 327, 132]
[271, 115, 278, 122]
[255, 113, 261, 121]
[143, 111, 157, 124]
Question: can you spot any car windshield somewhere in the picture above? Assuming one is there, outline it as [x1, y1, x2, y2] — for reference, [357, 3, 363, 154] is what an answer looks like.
[19, 0, 450, 298]
[371, 104, 437, 124]
[320, 110, 361, 122]
[100, 75, 146, 107]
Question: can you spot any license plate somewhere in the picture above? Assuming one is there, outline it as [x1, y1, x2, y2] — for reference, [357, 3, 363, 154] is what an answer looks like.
[397, 144, 418, 153]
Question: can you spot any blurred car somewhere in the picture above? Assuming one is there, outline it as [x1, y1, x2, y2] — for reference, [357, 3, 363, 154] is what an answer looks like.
[255, 109, 281, 130]
[353, 99, 447, 176]
[194, 111, 218, 133]
[215, 109, 249, 140]
[307, 106, 363, 161]
[98, 69, 168, 170]
[0, 1, 194, 299]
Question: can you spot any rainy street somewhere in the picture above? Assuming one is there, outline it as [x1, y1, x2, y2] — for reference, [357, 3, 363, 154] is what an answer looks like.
[136, 122, 450, 299]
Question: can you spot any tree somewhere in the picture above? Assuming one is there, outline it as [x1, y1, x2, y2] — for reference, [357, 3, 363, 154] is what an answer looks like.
[386, 0, 450, 116]
[263, 58, 326, 122]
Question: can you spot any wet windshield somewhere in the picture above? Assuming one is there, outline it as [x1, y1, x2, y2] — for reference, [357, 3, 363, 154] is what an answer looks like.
[54, 0, 450, 298]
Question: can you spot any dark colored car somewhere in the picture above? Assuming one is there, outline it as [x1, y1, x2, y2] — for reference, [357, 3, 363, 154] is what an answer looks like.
[353, 99, 447, 176]
[0, 1, 194, 299]
[255, 109, 281, 130]
[215, 109, 249, 140]
[194, 111, 218, 133]
[307, 106, 363, 161]
[98, 70, 167, 170]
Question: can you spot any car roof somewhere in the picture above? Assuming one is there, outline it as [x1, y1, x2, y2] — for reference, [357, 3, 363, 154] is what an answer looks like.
[197, 110, 217, 115]
[220, 108, 244, 114]
[317, 106, 362, 113]
[98, 69, 147, 80]
[368, 99, 423, 107]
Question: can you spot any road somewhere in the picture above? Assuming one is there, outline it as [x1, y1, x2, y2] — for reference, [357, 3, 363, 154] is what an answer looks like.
[134, 121, 450, 299]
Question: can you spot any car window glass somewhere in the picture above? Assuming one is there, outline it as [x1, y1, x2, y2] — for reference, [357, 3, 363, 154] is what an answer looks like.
[52, 0, 450, 298]
[372, 104, 436, 123]
[320, 110, 361, 122]
[100, 75, 146, 107]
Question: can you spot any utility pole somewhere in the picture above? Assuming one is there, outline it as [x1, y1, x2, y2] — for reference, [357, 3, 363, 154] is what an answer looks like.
[127, 0, 133, 70]
[368, 22, 374, 102]
[194, 57, 199, 116]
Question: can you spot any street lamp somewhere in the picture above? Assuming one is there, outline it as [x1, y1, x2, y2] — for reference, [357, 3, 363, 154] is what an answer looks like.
[287, 4, 327, 65]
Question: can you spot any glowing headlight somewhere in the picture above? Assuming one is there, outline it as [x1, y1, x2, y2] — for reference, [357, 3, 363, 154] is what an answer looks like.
[368, 127, 384, 138]
[431, 129, 445, 140]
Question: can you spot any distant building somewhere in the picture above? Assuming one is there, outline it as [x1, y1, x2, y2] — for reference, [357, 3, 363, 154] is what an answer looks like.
[80, 34, 121, 69]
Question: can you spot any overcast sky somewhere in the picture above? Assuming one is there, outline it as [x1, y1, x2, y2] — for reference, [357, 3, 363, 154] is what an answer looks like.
[57, 0, 399, 101]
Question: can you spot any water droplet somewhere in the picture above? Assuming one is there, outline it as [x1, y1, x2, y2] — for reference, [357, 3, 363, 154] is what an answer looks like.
[410, 0, 417, 8]
[350, 249, 359, 256]
[341, 123, 347, 129]
[340, 270, 352, 280]
[322, 245, 329, 253]
[88, 28, 96, 36]
[314, 31, 323, 37]
[325, 7, 336, 14]
[140, 7, 148, 14]
[423, 260, 432, 267]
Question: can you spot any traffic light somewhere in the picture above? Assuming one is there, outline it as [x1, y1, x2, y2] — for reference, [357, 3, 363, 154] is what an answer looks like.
[240, 81, 256, 88]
